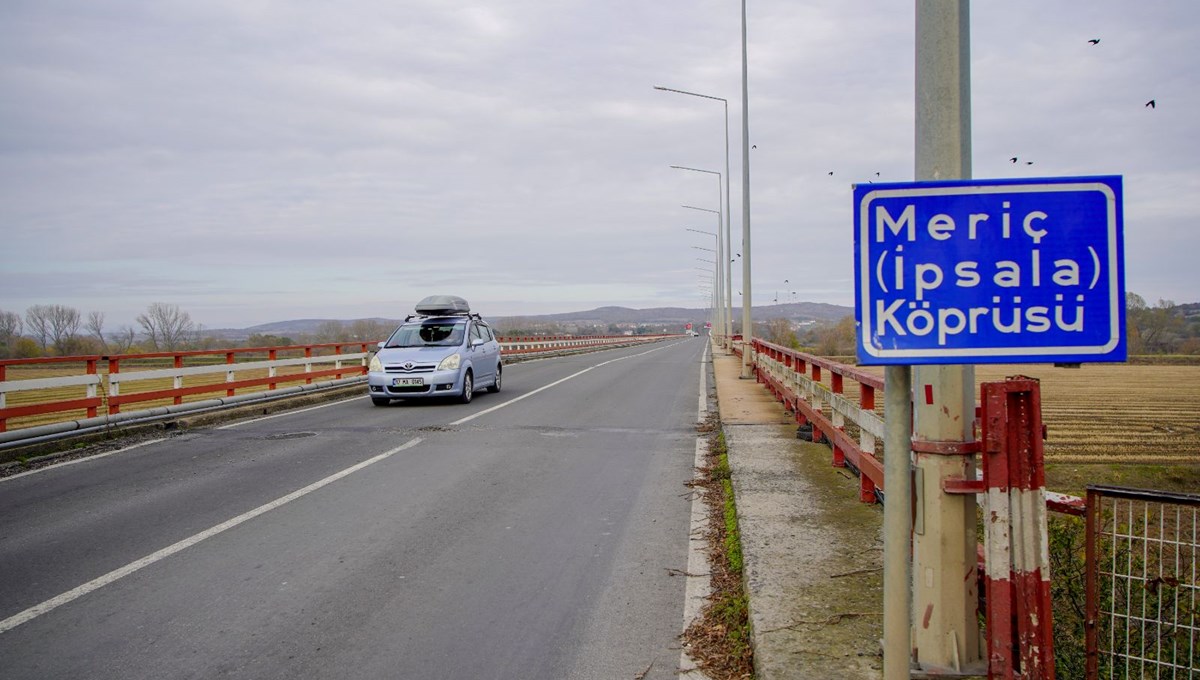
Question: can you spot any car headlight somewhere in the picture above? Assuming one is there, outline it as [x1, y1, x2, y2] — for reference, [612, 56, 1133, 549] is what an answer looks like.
[369, 354, 382, 372]
[437, 353, 461, 371]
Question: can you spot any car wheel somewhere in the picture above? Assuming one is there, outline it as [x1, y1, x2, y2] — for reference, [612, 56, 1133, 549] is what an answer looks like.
[487, 366, 502, 393]
[371, 397, 390, 406]
[459, 370, 474, 404]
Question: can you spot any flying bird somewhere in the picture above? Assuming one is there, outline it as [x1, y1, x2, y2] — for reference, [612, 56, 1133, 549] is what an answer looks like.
[1088, 38, 1100, 45]
[1026, 161, 1033, 165]
[1146, 99, 1156, 108]
[827, 171, 834, 176]
[751, 144, 757, 149]
[1010, 157, 1018, 163]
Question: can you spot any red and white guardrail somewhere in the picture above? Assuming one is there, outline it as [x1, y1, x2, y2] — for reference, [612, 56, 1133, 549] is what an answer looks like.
[0, 334, 679, 442]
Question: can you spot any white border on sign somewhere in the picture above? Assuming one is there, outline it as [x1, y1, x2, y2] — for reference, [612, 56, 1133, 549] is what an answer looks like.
[857, 181, 1121, 359]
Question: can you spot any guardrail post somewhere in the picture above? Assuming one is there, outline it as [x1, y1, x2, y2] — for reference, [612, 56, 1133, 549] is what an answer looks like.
[172, 354, 184, 405]
[86, 359, 98, 418]
[227, 352, 238, 396]
[108, 357, 121, 415]
[0, 364, 6, 432]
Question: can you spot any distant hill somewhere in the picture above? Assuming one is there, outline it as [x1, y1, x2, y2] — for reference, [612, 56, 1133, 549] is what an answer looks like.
[204, 302, 855, 339]
[498, 302, 852, 326]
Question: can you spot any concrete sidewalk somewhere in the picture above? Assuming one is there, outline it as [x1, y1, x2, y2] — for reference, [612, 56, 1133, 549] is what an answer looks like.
[711, 346, 885, 679]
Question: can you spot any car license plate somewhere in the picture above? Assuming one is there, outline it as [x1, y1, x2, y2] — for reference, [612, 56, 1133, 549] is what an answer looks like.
[392, 377, 424, 387]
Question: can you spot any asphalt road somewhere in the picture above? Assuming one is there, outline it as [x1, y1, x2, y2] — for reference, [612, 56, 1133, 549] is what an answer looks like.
[0, 338, 708, 680]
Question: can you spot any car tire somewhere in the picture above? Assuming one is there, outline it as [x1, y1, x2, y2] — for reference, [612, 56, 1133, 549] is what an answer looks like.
[371, 397, 390, 406]
[459, 370, 474, 404]
[487, 366, 502, 393]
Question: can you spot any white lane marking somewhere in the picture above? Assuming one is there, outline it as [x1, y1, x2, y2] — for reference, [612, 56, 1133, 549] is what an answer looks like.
[449, 341, 684, 427]
[217, 396, 362, 430]
[0, 437, 424, 635]
[0, 438, 169, 484]
[680, 340, 714, 678]
[680, 438, 714, 678]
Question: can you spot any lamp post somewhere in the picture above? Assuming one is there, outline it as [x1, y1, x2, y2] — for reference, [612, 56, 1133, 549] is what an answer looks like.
[686, 227, 721, 341]
[693, 246, 719, 328]
[681, 202, 725, 344]
[672, 165, 727, 347]
[656, 85, 734, 347]
[738, 0, 753, 378]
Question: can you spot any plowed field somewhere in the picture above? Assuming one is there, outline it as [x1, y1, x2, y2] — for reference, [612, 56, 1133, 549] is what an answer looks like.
[973, 364, 1200, 463]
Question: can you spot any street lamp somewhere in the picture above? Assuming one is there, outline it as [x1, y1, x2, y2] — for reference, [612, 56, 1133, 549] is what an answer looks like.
[672, 165, 730, 347]
[654, 85, 734, 347]
[681, 202, 725, 344]
[738, 0, 753, 378]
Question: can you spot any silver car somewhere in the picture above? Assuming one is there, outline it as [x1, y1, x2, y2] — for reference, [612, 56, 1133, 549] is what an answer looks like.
[367, 302, 502, 406]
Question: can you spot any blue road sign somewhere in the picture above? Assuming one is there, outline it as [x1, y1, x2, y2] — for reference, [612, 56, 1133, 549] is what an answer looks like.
[853, 176, 1125, 365]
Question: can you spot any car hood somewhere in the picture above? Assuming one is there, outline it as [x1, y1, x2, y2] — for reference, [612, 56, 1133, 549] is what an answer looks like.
[376, 346, 461, 363]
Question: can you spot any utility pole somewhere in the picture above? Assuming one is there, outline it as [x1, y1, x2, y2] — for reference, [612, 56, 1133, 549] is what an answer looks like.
[911, 1, 983, 673]
[739, 0, 753, 379]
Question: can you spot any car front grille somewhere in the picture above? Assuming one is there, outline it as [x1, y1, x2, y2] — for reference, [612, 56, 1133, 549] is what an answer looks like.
[384, 363, 437, 374]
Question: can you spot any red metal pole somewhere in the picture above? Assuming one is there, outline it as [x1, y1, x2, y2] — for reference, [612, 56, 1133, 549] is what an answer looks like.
[1084, 489, 1100, 679]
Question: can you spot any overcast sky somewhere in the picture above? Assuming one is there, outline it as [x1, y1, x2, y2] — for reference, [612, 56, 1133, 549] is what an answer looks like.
[2, 1, 1197, 329]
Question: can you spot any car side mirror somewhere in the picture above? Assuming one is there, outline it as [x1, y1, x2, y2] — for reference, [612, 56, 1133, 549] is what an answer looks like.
[471, 338, 485, 348]
[376, 341, 385, 349]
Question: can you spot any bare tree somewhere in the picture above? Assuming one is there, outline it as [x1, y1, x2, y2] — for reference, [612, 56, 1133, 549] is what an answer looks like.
[47, 305, 82, 355]
[0, 310, 23, 358]
[108, 326, 138, 354]
[314, 320, 348, 343]
[816, 316, 856, 356]
[348, 319, 391, 343]
[25, 305, 53, 350]
[764, 318, 798, 349]
[86, 311, 107, 350]
[136, 302, 199, 351]
[24, 304, 82, 354]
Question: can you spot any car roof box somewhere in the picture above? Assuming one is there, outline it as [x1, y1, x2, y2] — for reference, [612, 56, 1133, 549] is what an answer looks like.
[414, 295, 471, 316]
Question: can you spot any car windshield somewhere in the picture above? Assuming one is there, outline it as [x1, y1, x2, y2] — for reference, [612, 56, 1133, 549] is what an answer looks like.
[385, 320, 467, 348]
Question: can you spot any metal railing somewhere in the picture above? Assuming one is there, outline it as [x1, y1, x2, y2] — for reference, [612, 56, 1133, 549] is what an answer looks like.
[747, 337, 887, 502]
[0, 334, 680, 439]
[737, 337, 1197, 678]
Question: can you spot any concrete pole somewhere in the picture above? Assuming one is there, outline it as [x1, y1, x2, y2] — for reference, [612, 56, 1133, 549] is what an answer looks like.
[912, 1, 982, 673]
[722, 99, 734, 349]
[883, 365, 913, 678]
[739, 0, 753, 379]
[708, 223, 723, 345]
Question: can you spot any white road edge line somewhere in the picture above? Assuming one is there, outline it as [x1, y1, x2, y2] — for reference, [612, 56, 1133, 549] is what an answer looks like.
[448, 341, 684, 427]
[680, 340, 714, 679]
[0, 437, 169, 484]
[0, 437, 424, 635]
